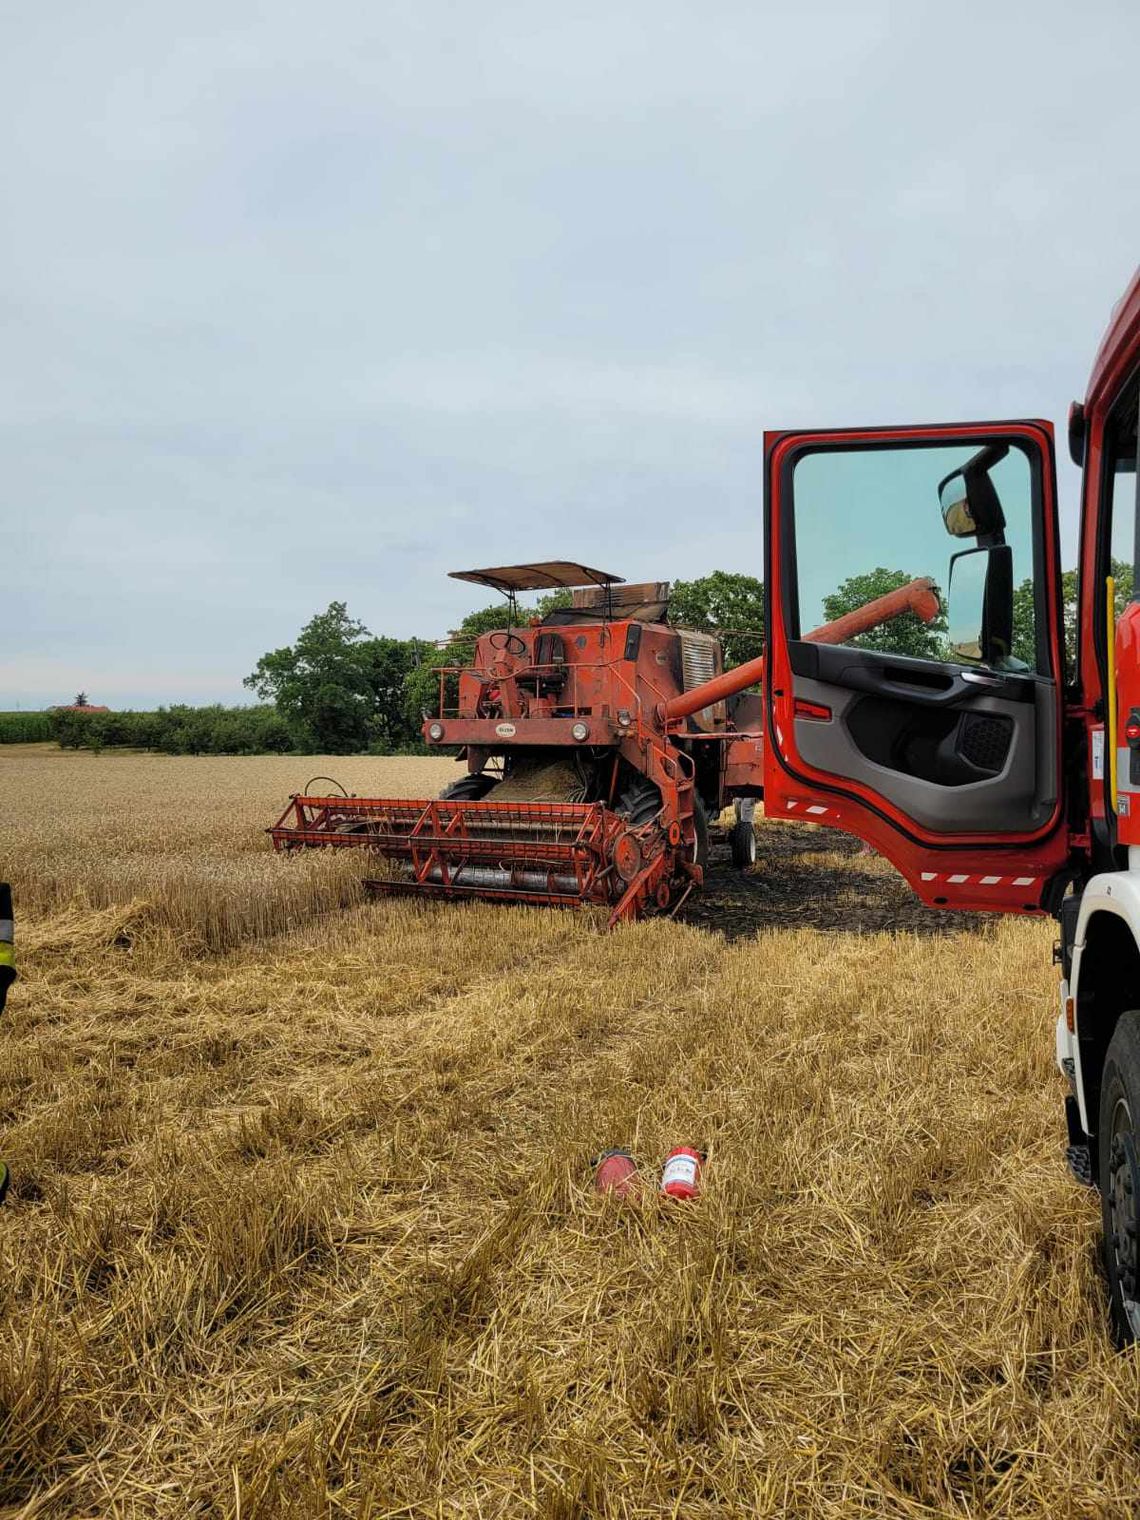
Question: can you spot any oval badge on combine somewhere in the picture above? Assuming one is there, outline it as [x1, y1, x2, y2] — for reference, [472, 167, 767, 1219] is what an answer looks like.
[495, 722, 516, 738]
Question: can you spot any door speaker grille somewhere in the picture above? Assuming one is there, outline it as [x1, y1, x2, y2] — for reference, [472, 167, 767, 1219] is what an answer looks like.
[958, 712, 1013, 773]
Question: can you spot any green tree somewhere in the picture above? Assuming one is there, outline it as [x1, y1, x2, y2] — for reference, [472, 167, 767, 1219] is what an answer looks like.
[821, 568, 947, 659]
[362, 636, 424, 749]
[669, 571, 765, 668]
[1111, 559, 1134, 626]
[536, 589, 574, 619]
[245, 602, 421, 753]
[1012, 560, 1131, 675]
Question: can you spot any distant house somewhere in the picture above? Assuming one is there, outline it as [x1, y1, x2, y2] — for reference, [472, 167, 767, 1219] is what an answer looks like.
[51, 700, 110, 714]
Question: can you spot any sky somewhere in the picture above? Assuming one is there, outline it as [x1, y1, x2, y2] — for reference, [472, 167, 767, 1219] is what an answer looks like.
[3, 0, 1139, 709]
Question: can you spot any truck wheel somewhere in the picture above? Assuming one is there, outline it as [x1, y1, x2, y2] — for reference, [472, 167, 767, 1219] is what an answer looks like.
[1099, 1010, 1140, 1346]
[730, 817, 757, 870]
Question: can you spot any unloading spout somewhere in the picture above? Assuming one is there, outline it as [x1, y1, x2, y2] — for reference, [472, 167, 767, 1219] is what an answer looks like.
[658, 577, 940, 724]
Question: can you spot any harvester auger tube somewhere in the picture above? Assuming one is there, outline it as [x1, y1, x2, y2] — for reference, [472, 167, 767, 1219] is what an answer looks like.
[656, 577, 939, 725]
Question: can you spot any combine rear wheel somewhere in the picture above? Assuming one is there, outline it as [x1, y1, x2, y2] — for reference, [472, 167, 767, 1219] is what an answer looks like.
[730, 818, 757, 870]
[1100, 1010, 1140, 1346]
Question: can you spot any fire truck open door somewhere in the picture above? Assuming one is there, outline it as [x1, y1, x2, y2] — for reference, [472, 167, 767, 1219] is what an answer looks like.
[763, 421, 1070, 915]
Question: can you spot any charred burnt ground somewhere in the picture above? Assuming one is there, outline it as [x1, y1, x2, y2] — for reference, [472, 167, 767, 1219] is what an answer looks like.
[681, 819, 993, 941]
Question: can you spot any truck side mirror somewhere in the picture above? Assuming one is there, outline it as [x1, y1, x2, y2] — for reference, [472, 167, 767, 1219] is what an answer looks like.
[948, 544, 1014, 666]
[938, 444, 1009, 541]
[940, 471, 976, 537]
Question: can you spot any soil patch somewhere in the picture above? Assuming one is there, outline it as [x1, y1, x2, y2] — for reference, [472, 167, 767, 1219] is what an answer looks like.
[681, 820, 994, 940]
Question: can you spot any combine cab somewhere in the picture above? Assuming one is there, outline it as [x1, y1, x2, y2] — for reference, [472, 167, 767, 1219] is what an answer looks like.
[270, 560, 939, 923]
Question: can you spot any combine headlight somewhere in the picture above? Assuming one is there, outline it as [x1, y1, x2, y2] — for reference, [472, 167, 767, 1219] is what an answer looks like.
[571, 721, 589, 742]
[428, 722, 444, 742]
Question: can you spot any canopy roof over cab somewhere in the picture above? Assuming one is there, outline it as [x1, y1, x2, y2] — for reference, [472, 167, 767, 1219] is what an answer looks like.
[449, 561, 625, 593]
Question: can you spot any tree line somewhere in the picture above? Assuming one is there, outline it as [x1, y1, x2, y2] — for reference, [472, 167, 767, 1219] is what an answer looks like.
[33, 573, 768, 755]
[0, 711, 54, 744]
[50, 704, 295, 754]
[22, 562, 1113, 755]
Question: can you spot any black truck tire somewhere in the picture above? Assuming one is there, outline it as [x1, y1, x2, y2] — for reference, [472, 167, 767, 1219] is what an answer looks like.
[1099, 1009, 1140, 1346]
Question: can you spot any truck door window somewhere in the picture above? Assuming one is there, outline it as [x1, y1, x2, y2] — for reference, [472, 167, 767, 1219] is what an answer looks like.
[789, 441, 1040, 671]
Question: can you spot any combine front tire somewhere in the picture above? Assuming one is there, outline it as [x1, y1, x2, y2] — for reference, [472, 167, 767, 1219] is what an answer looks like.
[439, 774, 498, 802]
[615, 777, 662, 829]
[730, 817, 757, 871]
[616, 778, 707, 883]
[1099, 1010, 1140, 1346]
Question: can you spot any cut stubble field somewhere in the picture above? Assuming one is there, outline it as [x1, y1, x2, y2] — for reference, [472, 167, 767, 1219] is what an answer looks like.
[1, 745, 1137, 1518]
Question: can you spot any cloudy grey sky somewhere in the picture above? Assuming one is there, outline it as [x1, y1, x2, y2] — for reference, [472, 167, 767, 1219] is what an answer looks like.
[3, 1, 1138, 708]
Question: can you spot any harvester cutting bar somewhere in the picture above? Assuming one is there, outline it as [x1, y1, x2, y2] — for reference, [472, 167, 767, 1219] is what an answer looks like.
[269, 795, 629, 910]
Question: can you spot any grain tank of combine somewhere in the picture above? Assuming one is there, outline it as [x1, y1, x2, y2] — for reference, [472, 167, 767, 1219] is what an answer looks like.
[270, 560, 940, 923]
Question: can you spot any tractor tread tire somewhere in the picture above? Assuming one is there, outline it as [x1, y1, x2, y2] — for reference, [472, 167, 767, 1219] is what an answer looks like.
[616, 778, 707, 871]
[615, 778, 662, 830]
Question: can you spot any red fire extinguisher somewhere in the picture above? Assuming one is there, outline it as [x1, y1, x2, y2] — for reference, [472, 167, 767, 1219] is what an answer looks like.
[661, 1146, 704, 1201]
[594, 1149, 640, 1199]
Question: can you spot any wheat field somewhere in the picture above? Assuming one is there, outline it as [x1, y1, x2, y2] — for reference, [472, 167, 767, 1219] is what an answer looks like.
[1, 745, 1136, 1518]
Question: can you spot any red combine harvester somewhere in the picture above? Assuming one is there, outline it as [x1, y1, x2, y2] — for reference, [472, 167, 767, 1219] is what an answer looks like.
[270, 564, 939, 924]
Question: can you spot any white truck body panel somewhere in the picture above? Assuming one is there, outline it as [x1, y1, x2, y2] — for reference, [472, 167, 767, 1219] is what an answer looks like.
[1059, 867, 1140, 1134]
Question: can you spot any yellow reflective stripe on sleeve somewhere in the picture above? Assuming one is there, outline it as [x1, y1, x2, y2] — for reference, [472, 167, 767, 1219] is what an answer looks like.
[0, 945, 14, 967]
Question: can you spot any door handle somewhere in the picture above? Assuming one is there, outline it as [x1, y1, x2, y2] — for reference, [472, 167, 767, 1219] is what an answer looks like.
[961, 670, 1005, 687]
